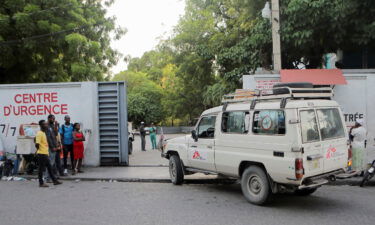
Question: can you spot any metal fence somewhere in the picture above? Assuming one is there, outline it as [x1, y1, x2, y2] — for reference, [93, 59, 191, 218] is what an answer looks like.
[157, 126, 194, 134]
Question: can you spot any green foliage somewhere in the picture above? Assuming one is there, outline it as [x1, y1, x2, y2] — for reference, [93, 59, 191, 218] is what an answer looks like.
[172, 0, 271, 105]
[113, 71, 164, 125]
[127, 47, 174, 84]
[119, 41, 215, 125]
[0, 0, 126, 83]
[115, 0, 375, 125]
[170, 0, 375, 105]
[203, 81, 235, 107]
[173, 51, 215, 121]
[281, 0, 375, 68]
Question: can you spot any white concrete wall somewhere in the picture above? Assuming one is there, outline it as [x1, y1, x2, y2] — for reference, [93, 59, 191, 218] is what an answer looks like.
[0, 82, 100, 166]
[243, 70, 375, 162]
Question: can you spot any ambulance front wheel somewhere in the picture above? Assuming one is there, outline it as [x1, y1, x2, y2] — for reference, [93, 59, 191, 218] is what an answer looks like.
[169, 155, 184, 185]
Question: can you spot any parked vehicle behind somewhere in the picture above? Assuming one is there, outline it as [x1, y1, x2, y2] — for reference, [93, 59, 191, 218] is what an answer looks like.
[128, 122, 134, 155]
[128, 132, 134, 155]
[360, 160, 375, 187]
[162, 83, 350, 205]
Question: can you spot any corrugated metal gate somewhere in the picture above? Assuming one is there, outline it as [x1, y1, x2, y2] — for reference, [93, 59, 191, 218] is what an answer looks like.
[97, 82, 128, 165]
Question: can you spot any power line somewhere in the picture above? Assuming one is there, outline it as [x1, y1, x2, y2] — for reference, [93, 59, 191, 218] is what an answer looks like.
[0, 22, 103, 46]
[0, 3, 88, 22]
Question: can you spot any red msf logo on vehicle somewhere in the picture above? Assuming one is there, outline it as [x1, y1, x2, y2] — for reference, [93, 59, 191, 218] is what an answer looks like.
[326, 146, 337, 159]
[192, 151, 205, 160]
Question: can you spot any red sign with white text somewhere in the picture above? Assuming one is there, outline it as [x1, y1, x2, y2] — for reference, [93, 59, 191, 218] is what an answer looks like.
[3, 92, 69, 117]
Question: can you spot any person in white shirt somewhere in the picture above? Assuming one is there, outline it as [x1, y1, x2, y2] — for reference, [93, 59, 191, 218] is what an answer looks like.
[350, 119, 367, 172]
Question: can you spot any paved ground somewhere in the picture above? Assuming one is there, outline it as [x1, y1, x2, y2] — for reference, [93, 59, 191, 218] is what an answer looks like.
[35, 166, 222, 182]
[129, 133, 184, 166]
[1, 181, 375, 225]
[13, 132, 223, 182]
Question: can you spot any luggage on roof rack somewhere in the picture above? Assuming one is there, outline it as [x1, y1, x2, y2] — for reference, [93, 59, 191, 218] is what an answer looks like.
[222, 89, 257, 103]
[222, 83, 333, 104]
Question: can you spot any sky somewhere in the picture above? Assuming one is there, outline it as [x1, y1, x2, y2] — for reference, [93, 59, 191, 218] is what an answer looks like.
[107, 0, 186, 74]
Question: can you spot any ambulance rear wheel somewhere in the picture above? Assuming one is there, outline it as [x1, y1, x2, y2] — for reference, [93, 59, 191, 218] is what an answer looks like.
[241, 166, 271, 205]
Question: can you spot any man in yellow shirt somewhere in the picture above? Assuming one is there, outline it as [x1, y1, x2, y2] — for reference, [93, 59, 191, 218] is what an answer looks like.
[35, 120, 62, 187]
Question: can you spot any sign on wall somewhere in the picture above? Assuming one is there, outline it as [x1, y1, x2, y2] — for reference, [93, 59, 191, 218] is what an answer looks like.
[255, 80, 281, 90]
[0, 86, 83, 153]
[256, 80, 280, 94]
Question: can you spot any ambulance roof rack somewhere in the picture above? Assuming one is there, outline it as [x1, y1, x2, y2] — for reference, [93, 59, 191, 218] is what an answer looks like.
[222, 86, 334, 109]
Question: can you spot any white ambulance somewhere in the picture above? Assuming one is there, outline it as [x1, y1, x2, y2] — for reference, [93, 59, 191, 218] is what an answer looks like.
[162, 83, 349, 205]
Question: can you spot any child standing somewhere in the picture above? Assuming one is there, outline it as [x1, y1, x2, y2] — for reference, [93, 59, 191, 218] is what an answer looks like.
[72, 123, 85, 175]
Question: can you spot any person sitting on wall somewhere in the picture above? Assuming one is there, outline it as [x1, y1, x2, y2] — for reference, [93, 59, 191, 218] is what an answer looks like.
[35, 120, 62, 187]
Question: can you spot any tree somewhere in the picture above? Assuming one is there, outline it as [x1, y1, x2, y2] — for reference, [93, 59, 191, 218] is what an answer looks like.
[113, 71, 164, 125]
[120, 0, 375, 126]
[172, 0, 271, 105]
[159, 63, 184, 126]
[0, 0, 126, 83]
[173, 51, 215, 123]
[126, 44, 176, 84]
[123, 42, 214, 125]
[281, 0, 375, 68]
[173, 0, 375, 103]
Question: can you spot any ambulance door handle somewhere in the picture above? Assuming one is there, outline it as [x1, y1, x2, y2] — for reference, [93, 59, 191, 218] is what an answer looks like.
[307, 154, 323, 161]
[207, 145, 213, 149]
[314, 144, 322, 148]
[190, 145, 197, 148]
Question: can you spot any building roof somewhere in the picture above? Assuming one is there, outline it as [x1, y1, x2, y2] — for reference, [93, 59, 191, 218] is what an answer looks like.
[280, 69, 347, 85]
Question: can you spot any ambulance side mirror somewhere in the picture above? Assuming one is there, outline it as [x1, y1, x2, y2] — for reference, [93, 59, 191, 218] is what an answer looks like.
[191, 130, 198, 142]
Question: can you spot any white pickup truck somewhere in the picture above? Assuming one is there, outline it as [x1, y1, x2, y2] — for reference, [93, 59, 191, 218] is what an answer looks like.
[161, 83, 349, 205]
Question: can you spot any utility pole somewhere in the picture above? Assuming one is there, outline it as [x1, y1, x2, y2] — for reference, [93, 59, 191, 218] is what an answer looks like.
[271, 0, 282, 72]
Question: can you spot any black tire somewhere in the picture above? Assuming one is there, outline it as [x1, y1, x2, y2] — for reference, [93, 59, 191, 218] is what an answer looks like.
[169, 155, 184, 185]
[241, 166, 271, 205]
[273, 82, 313, 89]
[360, 171, 371, 187]
[128, 140, 133, 155]
[294, 188, 318, 196]
[273, 82, 313, 95]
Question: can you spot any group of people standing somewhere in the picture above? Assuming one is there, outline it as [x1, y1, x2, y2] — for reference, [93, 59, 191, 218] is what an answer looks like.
[35, 115, 85, 187]
[139, 122, 158, 151]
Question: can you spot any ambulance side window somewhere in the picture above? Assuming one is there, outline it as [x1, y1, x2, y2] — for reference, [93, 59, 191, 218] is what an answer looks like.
[300, 110, 320, 143]
[197, 116, 216, 138]
[252, 110, 285, 135]
[317, 108, 345, 140]
[221, 111, 250, 134]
